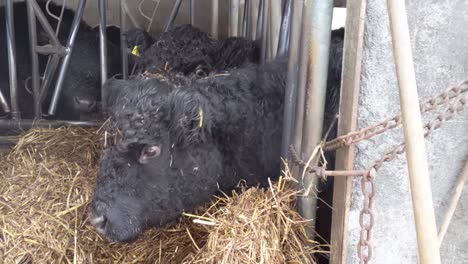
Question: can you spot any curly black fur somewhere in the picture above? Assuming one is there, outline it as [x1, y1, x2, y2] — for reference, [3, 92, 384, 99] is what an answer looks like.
[132, 24, 259, 78]
[0, 1, 121, 120]
[89, 28, 344, 243]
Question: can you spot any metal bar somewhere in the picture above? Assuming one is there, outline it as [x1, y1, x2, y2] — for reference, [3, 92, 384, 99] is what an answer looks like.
[255, 0, 264, 41]
[280, 0, 303, 158]
[242, 0, 250, 38]
[98, 0, 108, 86]
[35, 45, 67, 55]
[211, 0, 219, 39]
[277, 0, 291, 57]
[0, 90, 9, 114]
[98, 0, 108, 113]
[48, 0, 88, 116]
[190, 0, 196, 25]
[164, 0, 182, 32]
[269, 0, 281, 59]
[40, 54, 60, 102]
[30, 0, 67, 104]
[26, 0, 42, 119]
[4, 0, 16, 116]
[230, 0, 239, 37]
[120, 0, 128, 80]
[387, 1, 441, 262]
[30, 0, 61, 47]
[260, 0, 268, 64]
[300, 0, 334, 240]
[0, 119, 101, 131]
[292, 0, 312, 153]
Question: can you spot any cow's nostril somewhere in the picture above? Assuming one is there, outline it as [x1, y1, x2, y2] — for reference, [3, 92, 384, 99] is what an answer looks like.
[90, 215, 107, 231]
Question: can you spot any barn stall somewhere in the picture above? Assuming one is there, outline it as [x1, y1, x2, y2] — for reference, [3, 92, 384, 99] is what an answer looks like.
[0, 0, 466, 264]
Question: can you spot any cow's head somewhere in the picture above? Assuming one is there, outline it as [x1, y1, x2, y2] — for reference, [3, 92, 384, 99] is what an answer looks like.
[89, 77, 222, 242]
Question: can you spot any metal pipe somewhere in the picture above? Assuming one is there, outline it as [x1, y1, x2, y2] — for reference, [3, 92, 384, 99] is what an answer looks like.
[211, 0, 219, 39]
[98, 0, 108, 113]
[39, 54, 60, 102]
[0, 119, 101, 131]
[299, 0, 334, 240]
[48, 0, 88, 116]
[255, 0, 264, 41]
[269, 0, 281, 59]
[190, 0, 196, 25]
[242, 0, 250, 38]
[277, 0, 291, 57]
[0, 90, 9, 114]
[260, 0, 268, 64]
[98, 0, 108, 87]
[30, 0, 61, 47]
[387, 0, 441, 262]
[164, 0, 182, 32]
[120, 0, 128, 80]
[26, 0, 42, 119]
[280, 0, 303, 158]
[29, 0, 66, 103]
[292, 0, 312, 154]
[5, 0, 17, 116]
[230, 0, 239, 37]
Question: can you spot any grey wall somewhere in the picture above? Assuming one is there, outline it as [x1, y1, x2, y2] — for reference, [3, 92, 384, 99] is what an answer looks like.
[346, 0, 468, 263]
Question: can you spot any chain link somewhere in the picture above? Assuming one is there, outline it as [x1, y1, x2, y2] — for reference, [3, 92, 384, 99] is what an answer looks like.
[287, 80, 468, 264]
[324, 81, 468, 152]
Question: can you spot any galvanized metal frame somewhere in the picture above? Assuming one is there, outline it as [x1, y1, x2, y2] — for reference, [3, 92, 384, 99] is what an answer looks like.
[120, 0, 128, 80]
[164, 0, 182, 32]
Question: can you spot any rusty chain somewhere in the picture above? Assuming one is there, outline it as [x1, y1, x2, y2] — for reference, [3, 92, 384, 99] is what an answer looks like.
[288, 80, 468, 263]
[324, 80, 468, 152]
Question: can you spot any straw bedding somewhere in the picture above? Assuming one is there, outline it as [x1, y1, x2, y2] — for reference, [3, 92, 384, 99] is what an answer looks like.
[0, 127, 325, 263]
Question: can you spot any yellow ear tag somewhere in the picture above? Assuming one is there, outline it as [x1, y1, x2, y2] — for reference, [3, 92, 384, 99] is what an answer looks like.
[198, 107, 204, 128]
[132, 45, 140, 57]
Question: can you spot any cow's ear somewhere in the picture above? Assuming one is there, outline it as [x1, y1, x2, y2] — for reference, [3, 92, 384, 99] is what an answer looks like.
[167, 90, 212, 147]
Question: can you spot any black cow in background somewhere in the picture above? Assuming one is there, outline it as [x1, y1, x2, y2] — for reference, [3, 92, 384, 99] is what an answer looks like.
[89, 28, 345, 243]
[127, 24, 260, 78]
[0, 1, 121, 120]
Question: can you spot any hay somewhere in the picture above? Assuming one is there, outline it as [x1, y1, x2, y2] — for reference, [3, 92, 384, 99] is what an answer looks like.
[0, 127, 325, 263]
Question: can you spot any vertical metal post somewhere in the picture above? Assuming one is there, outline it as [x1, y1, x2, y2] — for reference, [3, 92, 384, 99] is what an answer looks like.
[190, 0, 196, 25]
[98, 0, 108, 111]
[387, 0, 441, 263]
[269, 0, 281, 59]
[98, 0, 108, 86]
[5, 0, 17, 116]
[255, 0, 264, 41]
[164, 0, 182, 32]
[277, 0, 291, 57]
[299, 0, 334, 239]
[242, 0, 250, 38]
[230, 0, 239, 37]
[120, 0, 128, 80]
[292, 0, 312, 155]
[260, 0, 268, 64]
[26, 0, 42, 119]
[280, 0, 303, 158]
[211, 0, 219, 39]
[48, 0, 88, 116]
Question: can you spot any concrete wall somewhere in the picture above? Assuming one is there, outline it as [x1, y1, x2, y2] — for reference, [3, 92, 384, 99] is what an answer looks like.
[346, 0, 468, 263]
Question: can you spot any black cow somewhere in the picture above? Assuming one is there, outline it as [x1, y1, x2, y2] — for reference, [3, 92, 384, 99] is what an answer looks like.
[129, 24, 260, 78]
[89, 28, 344, 243]
[0, 1, 121, 120]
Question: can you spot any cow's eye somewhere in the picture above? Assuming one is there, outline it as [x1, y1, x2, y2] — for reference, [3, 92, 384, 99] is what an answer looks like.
[139, 145, 161, 164]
